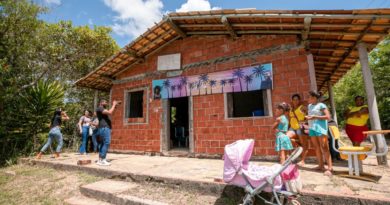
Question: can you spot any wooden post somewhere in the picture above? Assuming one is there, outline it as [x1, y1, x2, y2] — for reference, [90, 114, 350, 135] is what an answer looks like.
[93, 90, 98, 111]
[327, 81, 338, 125]
[307, 53, 317, 91]
[357, 42, 387, 165]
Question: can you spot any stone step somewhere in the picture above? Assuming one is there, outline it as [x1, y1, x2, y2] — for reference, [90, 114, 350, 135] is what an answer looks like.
[65, 195, 114, 205]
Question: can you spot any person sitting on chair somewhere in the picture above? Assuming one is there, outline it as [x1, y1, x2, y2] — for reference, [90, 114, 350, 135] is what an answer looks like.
[344, 96, 369, 146]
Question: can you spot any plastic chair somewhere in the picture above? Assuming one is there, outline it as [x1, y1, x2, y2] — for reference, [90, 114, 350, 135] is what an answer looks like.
[252, 109, 264, 116]
[329, 126, 389, 181]
[174, 126, 186, 147]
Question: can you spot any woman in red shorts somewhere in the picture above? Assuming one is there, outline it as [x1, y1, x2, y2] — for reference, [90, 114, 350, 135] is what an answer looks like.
[344, 96, 369, 146]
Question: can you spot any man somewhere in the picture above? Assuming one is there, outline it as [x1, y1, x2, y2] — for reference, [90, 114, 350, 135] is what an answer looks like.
[96, 99, 119, 166]
[344, 96, 369, 146]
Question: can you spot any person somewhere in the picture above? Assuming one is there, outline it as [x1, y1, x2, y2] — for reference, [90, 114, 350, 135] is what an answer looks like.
[36, 108, 70, 159]
[90, 112, 100, 153]
[273, 102, 294, 164]
[306, 91, 333, 176]
[344, 96, 369, 146]
[153, 85, 162, 99]
[96, 99, 120, 166]
[78, 110, 91, 155]
[286, 94, 309, 166]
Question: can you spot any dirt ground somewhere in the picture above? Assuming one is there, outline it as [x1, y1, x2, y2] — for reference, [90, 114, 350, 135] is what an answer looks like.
[0, 164, 101, 205]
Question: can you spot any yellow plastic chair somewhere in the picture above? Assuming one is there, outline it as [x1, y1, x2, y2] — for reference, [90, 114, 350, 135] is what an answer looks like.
[329, 126, 389, 181]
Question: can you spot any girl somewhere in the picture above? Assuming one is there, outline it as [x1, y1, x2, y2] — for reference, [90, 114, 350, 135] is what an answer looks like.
[306, 91, 333, 176]
[36, 108, 69, 159]
[287, 94, 309, 166]
[78, 110, 91, 155]
[273, 102, 294, 164]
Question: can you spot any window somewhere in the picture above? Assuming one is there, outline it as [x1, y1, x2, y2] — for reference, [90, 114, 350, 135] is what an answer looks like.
[226, 90, 270, 118]
[126, 90, 144, 118]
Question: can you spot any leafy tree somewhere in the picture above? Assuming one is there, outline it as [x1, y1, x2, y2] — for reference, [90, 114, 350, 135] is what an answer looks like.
[0, 0, 118, 166]
[334, 37, 390, 130]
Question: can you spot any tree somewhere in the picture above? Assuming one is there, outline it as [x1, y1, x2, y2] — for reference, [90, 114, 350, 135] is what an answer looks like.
[232, 68, 244, 91]
[0, 0, 119, 166]
[334, 36, 390, 130]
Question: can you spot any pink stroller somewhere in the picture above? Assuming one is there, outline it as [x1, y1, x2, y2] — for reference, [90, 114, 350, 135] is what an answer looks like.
[223, 139, 302, 205]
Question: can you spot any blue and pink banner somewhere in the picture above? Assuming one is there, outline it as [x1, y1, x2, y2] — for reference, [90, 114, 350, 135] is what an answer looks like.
[152, 63, 272, 99]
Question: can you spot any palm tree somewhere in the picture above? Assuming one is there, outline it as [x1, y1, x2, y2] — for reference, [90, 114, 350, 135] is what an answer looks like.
[228, 78, 236, 92]
[244, 75, 253, 91]
[170, 85, 176, 98]
[180, 77, 188, 96]
[189, 82, 196, 96]
[220, 79, 227, 93]
[208, 80, 217, 94]
[252, 65, 264, 89]
[177, 83, 183, 97]
[198, 74, 209, 94]
[196, 82, 201, 95]
[232, 68, 244, 91]
[162, 79, 171, 98]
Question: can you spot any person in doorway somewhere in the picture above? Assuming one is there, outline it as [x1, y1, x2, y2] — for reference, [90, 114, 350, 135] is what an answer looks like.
[78, 110, 91, 155]
[90, 111, 100, 153]
[36, 108, 69, 159]
[286, 94, 309, 166]
[273, 102, 294, 164]
[306, 91, 333, 176]
[344, 96, 369, 146]
[96, 99, 120, 166]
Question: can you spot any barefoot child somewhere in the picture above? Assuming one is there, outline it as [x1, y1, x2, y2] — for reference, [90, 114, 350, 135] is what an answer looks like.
[273, 103, 294, 164]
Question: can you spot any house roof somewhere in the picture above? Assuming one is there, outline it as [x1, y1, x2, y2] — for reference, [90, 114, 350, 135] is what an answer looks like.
[75, 9, 390, 92]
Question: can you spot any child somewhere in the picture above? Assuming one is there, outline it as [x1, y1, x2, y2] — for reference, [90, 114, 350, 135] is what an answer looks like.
[273, 102, 294, 164]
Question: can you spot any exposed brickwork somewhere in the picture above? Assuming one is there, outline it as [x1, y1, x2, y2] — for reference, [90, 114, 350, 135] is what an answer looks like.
[110, 35, 311, 157]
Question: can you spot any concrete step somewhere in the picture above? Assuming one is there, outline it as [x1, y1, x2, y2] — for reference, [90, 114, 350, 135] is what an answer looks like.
[80, 179, 169, 205]
[65, 194, 114, 205]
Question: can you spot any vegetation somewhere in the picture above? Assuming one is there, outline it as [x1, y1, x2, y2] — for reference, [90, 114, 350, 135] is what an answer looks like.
[0, 0, 119, 166]
[334, 36, 390, 130]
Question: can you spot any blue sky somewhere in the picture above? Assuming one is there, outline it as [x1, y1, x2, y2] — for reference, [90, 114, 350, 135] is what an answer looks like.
[36, 0, 390, 48]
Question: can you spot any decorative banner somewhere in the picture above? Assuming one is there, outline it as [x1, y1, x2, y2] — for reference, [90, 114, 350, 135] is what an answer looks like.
[152, 63, 272, 99]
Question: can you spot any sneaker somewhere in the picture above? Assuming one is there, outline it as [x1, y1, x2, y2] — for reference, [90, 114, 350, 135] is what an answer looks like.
[95, 159, 102, 165]
[100, 159, 111, 166]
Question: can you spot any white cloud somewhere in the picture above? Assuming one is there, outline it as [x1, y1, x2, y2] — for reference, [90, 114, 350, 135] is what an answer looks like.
[103, 0, 164, 38]
[176, 0, 221, 12]
[88, 19, 94, 25]
[43, 0, 61, 5]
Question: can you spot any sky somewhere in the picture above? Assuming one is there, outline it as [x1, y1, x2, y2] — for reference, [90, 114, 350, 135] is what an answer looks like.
[36, 0, 390, 48]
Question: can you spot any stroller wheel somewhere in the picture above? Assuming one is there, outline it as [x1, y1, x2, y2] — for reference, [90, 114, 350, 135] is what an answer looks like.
[287, 199, 301, 205]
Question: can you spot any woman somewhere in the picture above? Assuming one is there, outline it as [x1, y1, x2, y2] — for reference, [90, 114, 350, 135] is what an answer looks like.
[36, 108, 69, 159]
[344, 96, 369, 146]
[78, 110, 91, 155]
[287, 94, 308, 165]
[306, 91, 333, 176]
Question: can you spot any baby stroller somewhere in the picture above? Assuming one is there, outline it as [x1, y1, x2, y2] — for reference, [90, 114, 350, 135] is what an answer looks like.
[223, 139, 303, 205]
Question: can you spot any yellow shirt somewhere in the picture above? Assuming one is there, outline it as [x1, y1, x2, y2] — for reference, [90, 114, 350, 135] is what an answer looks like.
[346, 105, 369, 126]
[289, 105, 305, 130]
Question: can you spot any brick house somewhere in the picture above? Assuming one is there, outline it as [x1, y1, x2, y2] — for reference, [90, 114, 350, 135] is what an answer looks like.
[76, 9, 390, 159]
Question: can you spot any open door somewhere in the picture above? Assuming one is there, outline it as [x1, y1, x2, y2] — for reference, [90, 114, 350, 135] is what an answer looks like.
[169, 97, 189, 150]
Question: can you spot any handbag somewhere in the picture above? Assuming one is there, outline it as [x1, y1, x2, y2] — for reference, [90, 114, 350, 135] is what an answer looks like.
[88, 127, 93, 136]
[292, 108, 309, 135]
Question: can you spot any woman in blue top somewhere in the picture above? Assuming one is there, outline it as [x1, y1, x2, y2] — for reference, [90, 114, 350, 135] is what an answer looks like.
[273, 102, 293, 164]
[306, 91, 333, 175]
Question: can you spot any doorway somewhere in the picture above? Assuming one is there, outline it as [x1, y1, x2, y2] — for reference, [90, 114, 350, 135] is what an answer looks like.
[169, 97, 189, 150]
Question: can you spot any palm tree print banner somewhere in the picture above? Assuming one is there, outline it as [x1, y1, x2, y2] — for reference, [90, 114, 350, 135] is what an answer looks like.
[152, 63, 272, 99]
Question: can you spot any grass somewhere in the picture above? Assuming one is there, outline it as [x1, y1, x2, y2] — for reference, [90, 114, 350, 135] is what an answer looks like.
[0, 164, 101, 205]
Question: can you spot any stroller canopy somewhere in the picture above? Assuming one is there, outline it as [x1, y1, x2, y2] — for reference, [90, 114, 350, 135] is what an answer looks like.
[223, 139, 254, 182]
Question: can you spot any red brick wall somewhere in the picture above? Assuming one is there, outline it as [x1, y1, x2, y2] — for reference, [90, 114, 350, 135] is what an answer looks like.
[110, 35, 311, 157]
